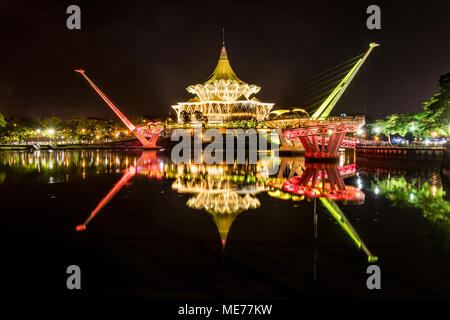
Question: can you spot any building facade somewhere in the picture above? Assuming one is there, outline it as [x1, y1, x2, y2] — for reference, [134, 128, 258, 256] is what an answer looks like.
[171, 46, 274, 123]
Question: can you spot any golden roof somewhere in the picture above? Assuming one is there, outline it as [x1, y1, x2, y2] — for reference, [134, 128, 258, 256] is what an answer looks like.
[185, 45, 263, 102]
[204, 46, 245, 85]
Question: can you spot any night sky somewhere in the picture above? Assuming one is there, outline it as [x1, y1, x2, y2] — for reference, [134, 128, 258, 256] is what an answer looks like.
[1, 0, 449, 120]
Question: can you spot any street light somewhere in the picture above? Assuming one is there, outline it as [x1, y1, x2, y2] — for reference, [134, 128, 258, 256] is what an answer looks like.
[356, 129, 364, 136]
[47, 128, 55, 135]
[374, 127, 381, 134]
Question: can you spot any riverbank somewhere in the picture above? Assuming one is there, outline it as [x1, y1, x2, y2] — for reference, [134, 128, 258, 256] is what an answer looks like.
[356, 145, 444, 161]
[443, 146, 450, 177]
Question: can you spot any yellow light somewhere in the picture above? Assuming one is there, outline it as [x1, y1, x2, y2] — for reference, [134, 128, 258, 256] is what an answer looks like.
[431, 131, 438, 138]
[431, 185, 437, 197]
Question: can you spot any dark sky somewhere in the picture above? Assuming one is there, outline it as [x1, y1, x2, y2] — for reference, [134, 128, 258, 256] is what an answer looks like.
[1, 0, 449, 120]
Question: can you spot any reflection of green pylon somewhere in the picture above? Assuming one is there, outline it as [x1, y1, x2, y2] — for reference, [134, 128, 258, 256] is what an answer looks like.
[319, 197, 378, 262]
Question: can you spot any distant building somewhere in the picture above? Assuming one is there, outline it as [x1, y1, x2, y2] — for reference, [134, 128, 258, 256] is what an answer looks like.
[171, 46, 274, 123]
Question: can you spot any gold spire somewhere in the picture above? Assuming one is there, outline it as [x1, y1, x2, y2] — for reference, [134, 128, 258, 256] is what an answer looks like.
[204, 46, 245, 85]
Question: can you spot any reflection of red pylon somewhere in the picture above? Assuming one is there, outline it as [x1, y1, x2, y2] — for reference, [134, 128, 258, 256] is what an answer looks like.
[75, 151, 163, 231]
[282, 163, 364, 203]
[75, 69, 161, 148]
[76, 166, 136, 231]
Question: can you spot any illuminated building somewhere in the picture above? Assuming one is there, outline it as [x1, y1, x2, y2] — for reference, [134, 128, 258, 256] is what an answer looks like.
[171, 46, 274, 123]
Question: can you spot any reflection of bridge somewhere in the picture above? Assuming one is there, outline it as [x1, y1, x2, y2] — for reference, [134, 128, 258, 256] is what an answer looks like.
[75, 151, 267, 248]
[75, 43, 377, 160]
[73, 151, 377, 261]
[283, 163, 364, 205]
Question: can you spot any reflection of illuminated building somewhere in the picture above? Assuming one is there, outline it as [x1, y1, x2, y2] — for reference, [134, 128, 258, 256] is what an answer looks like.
[187, 192, 260, 214]
[74, 151, 266, 247]
[187, 192, 260, 247]
[171, 46, 274, 123]
[172, 163, 264, 247]
[2, 149, 379, 260]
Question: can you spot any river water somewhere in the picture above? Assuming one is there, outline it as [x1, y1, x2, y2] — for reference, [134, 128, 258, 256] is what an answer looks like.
[0, 149, 449, 300]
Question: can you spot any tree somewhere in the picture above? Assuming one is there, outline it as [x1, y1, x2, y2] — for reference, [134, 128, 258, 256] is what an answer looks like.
[193, 111, 205, 122]
[0, 113, 6, 128]
[371, 118, 393, 143]
[180, 111, 191, 123]
[371, 72, 450, 143]
[422, 72, 450, 137]
[41, 117, 63, 131]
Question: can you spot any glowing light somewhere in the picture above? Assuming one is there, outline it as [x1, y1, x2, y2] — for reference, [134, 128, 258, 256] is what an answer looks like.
[409, 193, 414, 200]
[374, 186, 379, 195]
[36, 129, 41, 134]
[356, 129, 364, 135]
[410, 125, 416, 131]
[431, 185, 437, 197]
[47, 128, 55, 135]
[431, 131, 438, 138]
[374, 127, 381, 134]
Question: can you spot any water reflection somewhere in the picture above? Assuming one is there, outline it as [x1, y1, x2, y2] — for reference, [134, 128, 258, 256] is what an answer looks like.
[3, 149, 448, 262]
[0, 149, 141, 182]
[2, 149, 449, 297]
[357, 160, 450, 236]
[0, 150, 372, 253]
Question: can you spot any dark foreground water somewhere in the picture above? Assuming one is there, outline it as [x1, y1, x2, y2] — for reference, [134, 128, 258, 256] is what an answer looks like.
[0, 149, 449, 300]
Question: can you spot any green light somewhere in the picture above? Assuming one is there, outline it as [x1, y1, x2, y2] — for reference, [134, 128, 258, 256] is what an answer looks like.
[320, 198, 377, 260]
[319, 198, 361, 247]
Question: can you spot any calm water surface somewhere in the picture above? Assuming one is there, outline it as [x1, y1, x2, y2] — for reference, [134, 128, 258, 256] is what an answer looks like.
[1, 149, 449, 299]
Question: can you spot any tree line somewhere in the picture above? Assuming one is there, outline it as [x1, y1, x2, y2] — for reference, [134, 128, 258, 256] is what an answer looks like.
[0, 116, 150, 144]
[370, 72, 450, 143]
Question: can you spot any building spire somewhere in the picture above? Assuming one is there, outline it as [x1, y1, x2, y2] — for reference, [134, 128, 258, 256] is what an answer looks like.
[222, 27, 225, 46]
